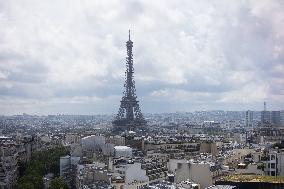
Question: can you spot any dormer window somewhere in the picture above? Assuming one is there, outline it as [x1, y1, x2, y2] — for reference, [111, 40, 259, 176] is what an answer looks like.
[271, 154, 276, 160]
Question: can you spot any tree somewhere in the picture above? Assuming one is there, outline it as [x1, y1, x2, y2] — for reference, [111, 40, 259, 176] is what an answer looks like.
[17, 146, 69, 189]
[17, 181, 35, 189]
[48, 177, 68, 189]
[17, 174, 43, 189]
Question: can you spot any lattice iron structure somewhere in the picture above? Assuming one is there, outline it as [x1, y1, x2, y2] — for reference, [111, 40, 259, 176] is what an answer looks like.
[112, 30, 146, 131]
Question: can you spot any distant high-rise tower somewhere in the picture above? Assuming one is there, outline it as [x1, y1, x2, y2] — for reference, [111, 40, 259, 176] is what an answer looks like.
[260, 102, 281, 126]
[261, 101, 271, 125]
[271, 111, 281, 126]
[280, 111, 284, 127]
[112, 30, 146, 132]
[245, 110, 253, 127]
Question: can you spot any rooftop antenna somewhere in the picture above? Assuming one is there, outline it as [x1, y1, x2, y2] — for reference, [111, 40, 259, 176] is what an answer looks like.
[128, 29, 131, 41]
[264, 101, 267, 111]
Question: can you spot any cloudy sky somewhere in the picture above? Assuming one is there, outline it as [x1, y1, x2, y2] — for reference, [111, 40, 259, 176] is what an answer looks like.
[0, 0, 283, 115]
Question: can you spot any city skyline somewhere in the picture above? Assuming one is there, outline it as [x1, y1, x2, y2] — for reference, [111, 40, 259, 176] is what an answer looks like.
[0, 0, 284, 115]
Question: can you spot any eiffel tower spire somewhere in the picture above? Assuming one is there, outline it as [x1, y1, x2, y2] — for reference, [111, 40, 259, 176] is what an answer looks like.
[112, 31, 146, 132]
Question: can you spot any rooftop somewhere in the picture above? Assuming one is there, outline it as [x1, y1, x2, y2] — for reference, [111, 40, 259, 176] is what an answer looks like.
[218, 175, 284, 183]
[114, 146, 132, 150]
[206, 186, 235, 189]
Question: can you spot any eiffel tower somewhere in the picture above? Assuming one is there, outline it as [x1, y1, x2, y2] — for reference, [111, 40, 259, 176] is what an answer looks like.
[112, 30, 147, 132]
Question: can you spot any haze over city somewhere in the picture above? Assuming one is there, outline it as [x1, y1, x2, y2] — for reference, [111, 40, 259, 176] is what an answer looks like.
[0, 0, 283, 115]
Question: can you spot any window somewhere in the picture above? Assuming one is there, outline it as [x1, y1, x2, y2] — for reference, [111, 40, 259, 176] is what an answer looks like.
[271, 163, 275, 169]
[271, 171, 275, 176]
[271, 155, 276, 160]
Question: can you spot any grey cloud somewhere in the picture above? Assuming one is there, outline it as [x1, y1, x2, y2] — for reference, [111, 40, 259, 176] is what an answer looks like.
[0, 0, 283, 114]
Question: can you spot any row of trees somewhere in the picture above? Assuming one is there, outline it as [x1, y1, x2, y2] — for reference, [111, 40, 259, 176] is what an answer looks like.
[17, 146, 70, 189]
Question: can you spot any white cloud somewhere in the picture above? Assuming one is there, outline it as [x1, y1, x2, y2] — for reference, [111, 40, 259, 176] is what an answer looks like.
[0, 0, 283, 114]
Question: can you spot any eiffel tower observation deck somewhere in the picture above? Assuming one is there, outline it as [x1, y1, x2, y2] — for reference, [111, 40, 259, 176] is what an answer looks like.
[112, 30, 147, 132]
